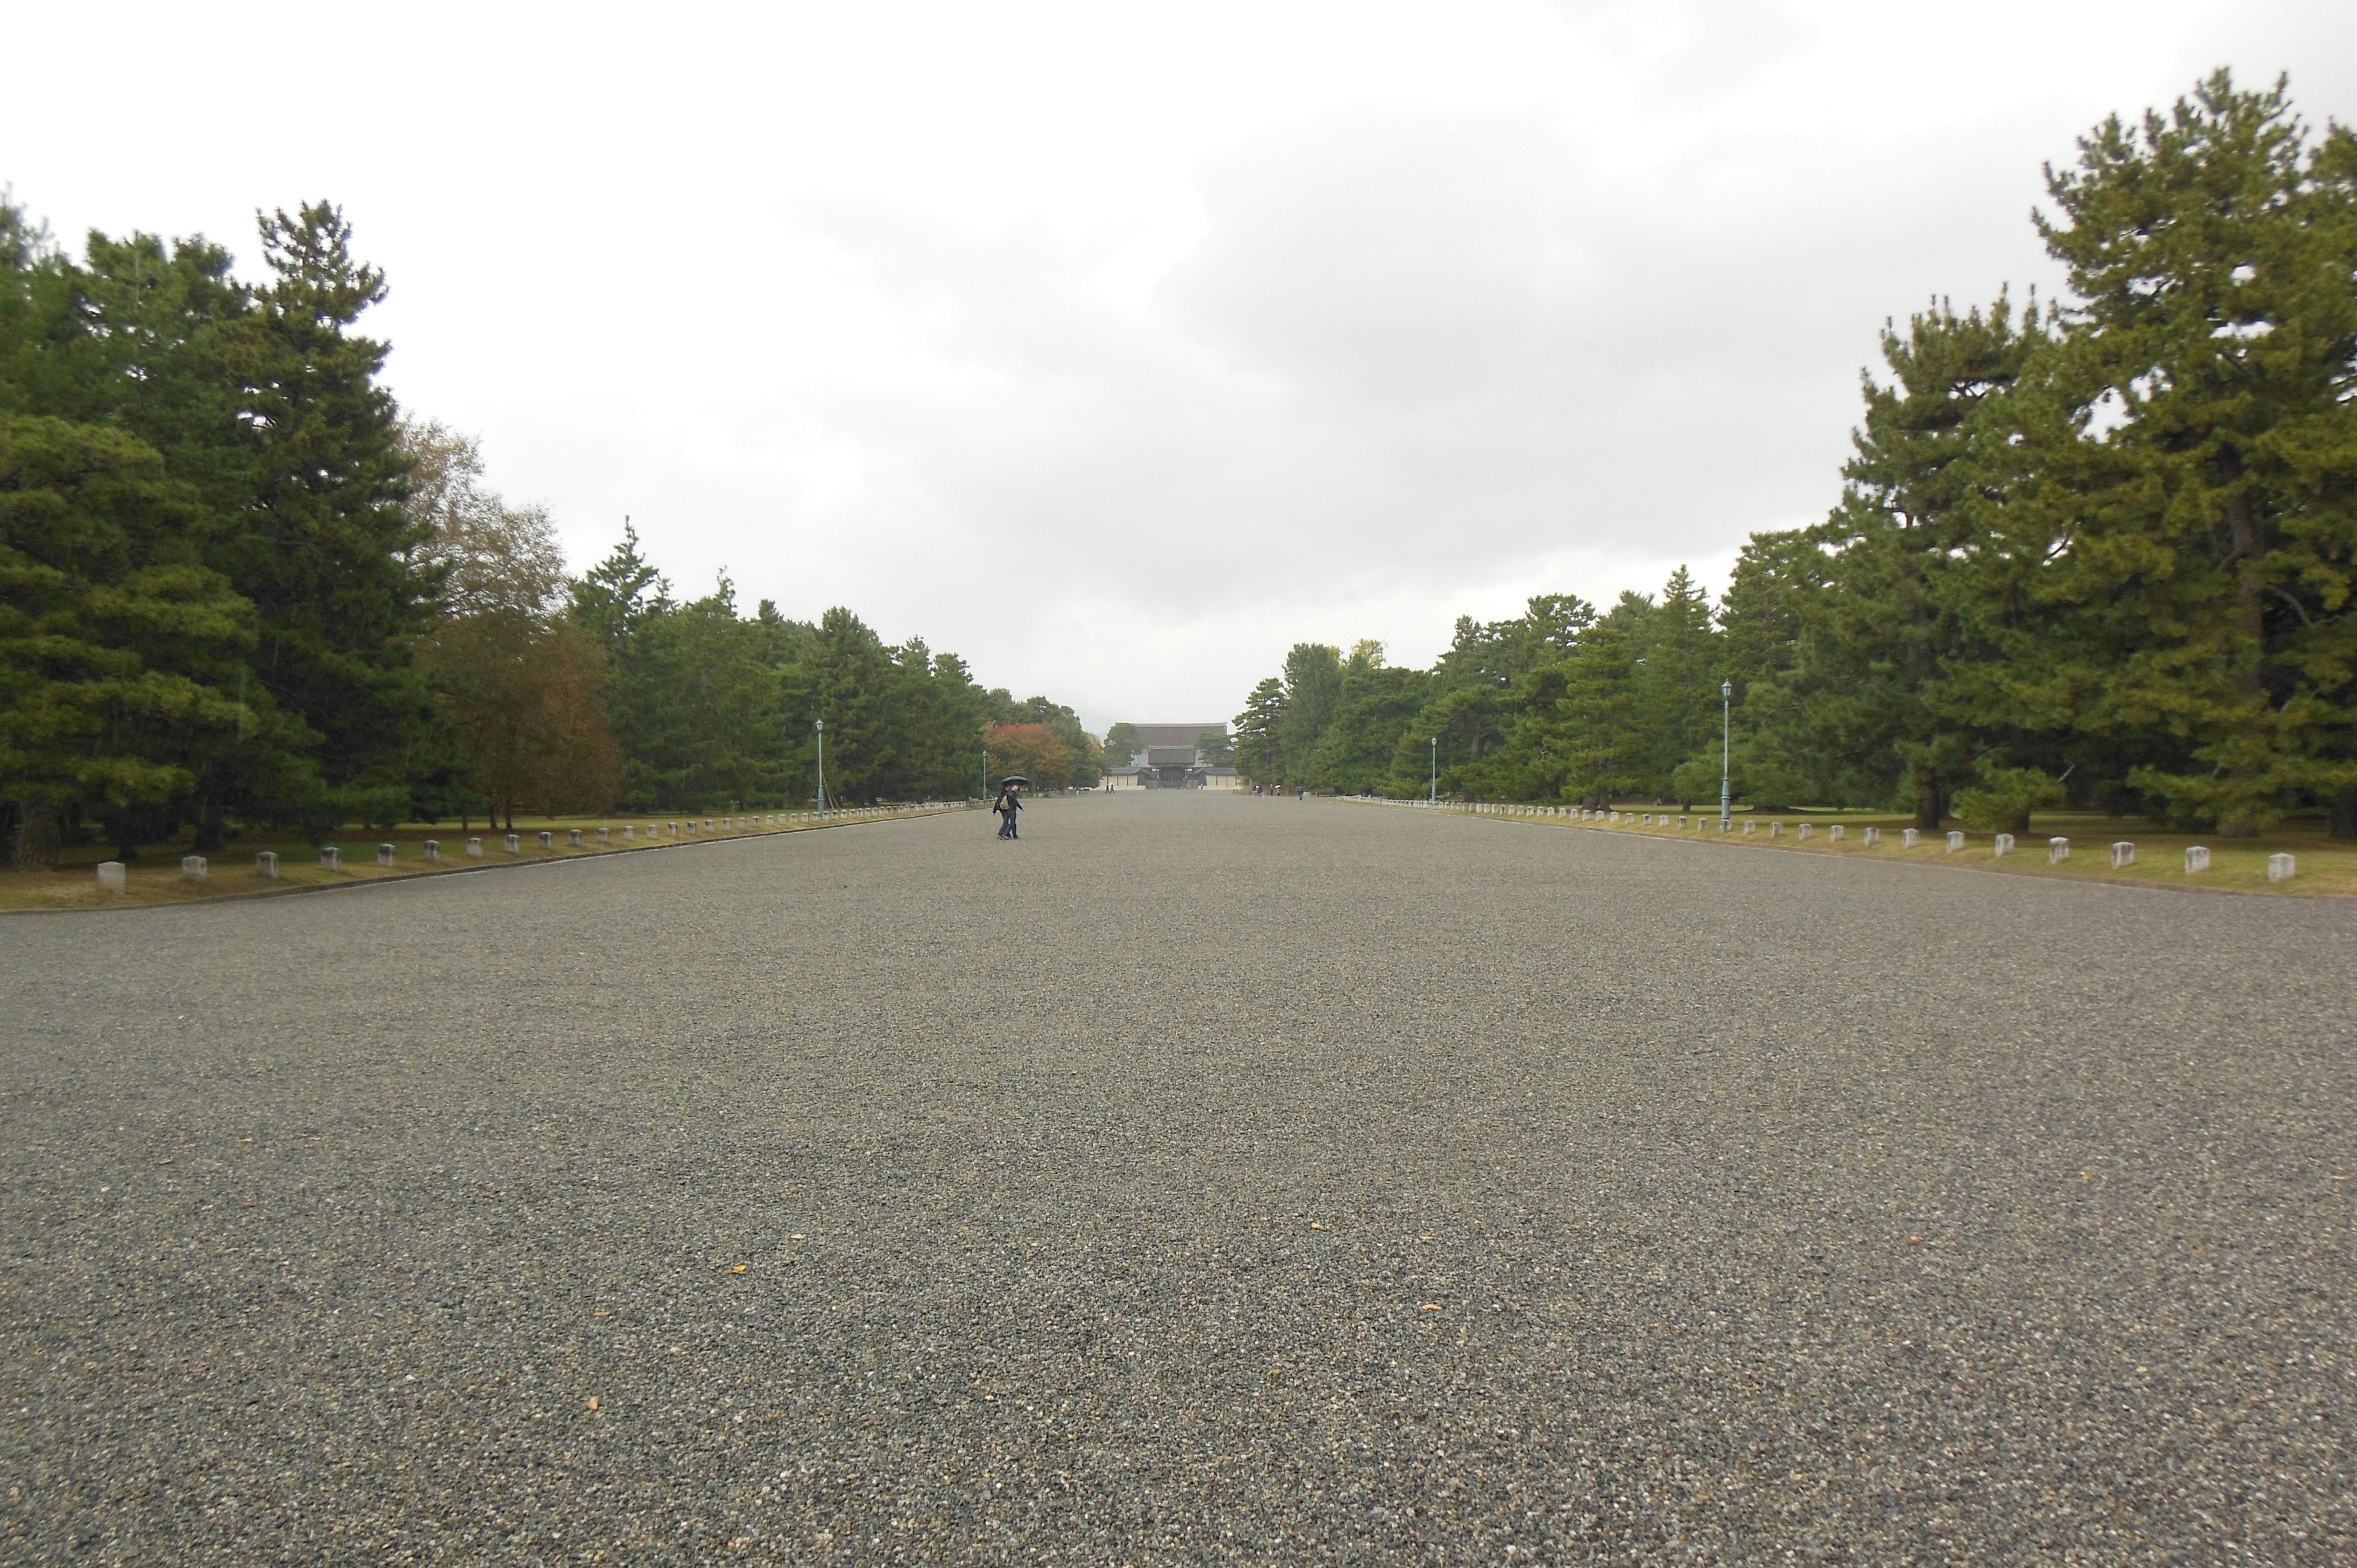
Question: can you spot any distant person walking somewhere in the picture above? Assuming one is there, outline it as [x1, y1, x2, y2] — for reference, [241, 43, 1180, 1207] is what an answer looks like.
[993, 780, 1023, 840]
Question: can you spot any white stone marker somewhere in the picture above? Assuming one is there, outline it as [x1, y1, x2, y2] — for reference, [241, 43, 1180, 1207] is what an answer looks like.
[595, 827, 608, 843]
[1900, 828, 1917, 849]
[2048, 836, 2069, 863]
[667, 822, 678, 836]
[2268, 852, 2296, 883]
[505, 833, 520, 854]
[1994, 833, 2014, 857]
[96, 860, 126, 892]
[570, 828, 584, 846]
[538, 830, 554, 849]
[704, 819, 714, 832]
[1796, 823, 1813, 841]
[1863, 827, 1879, 846]
[1945, 831, 1963, 852]
[181, 854, 208, 882]
[1829, 824, 1845, 842]
[2110, 841, 2134, 868]
[622, 824, 634, 840]
[467, 837, 484, 857]
[320, 846, 341, 870]
[423, 841, 439, 863]
[1770, 822, 1782, 838]
[255, 851, 279, 878]
[377, 843, 396, 867]
[1743, 821, 1755, 835]
[2185, 845, 2211, 873]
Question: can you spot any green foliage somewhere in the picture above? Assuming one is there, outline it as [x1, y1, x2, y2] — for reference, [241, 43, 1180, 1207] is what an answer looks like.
[0, 413, 287, 862]
[0, 187, 1086, 854]
[1277, 643, 1343, 782]
[1951, 765, 2068, 833]
[1236, 71, 2357, 838]
[2017, 71, 2357, 834]
[1233, 678, 1285, 784]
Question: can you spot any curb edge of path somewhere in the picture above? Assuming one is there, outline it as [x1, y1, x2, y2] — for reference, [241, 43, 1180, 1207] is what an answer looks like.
[0, 806, 974, 919]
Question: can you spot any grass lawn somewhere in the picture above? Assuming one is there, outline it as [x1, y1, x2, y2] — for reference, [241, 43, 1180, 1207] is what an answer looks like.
[1414, 800, 2355, 898]
[1, 805, 969, 914]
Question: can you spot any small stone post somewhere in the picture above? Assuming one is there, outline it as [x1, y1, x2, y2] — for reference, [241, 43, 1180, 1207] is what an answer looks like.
[377, 843, 396, 867]
[595, 827, 608, 843]
[504, 833, 520, 854]
[320, 846, 341, 870]
[2267, 852, 2296, 884]
[181, 854, 208, 882]
[622, 824, 634, 840]
[1770, 822, 1782, 838]
[1796, 823, 1812, 841]
[1829, 824, 1844, 841]
[2184, 845, 2210, 873]
[467, 837, 484, 858]
[570, 828, 583, 846]
[96, 860, 126, 892]
[423, 840, 439, 863]
[1945, 831, 1962, 852]
[255, 851, 279, 878]
[1742, 821, 1755, 835]
[2110, 841, 2134, 868]
[1993, 833, 2014, 857]
[1864, 827, 1879, 846]
[2048, 836, 2069, 863]
[538, 830, 554, 849]
[1900, 828, 1918, 849]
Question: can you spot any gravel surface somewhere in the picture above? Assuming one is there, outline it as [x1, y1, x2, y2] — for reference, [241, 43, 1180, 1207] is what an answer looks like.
[3, 792, 2351, 1564]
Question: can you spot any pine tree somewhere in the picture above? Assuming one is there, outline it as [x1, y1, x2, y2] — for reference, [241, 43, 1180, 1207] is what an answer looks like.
[0, 415, 274, 863]
[2022, 72, 2357, 833]
[1277, 643, 1343, 783]
[1232, 678, 1286, 784]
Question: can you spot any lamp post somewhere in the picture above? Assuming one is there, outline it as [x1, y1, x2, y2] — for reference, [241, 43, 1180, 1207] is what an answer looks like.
[1719, 679, 1732, 832]
[1429, 736, 1438, 805]
[815, 717, 827, 817]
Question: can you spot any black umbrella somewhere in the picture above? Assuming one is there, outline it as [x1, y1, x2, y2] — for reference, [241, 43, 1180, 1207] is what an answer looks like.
[997, 775, 1032, 788]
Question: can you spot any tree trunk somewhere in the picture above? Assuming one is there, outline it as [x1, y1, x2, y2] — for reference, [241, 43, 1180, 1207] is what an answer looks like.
[2218, 492, 2269, 838]
[2330, 789, 2357, 840]
[1913, 773, 1943, 832]
[192, 796, 228, 852]
[12, 799, 59, 871]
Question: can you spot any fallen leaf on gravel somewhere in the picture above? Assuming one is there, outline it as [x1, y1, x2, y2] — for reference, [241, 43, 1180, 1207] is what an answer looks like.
[1907, 1237, 1922, 1245]
[729, 1264, 748, 1273]
[1308, 1222, 1325, 1231]
[791, 1234, 805, 1242]
[1419, 1234, 1435, 1242]
[594, 1311, 613, 1319]
[1420, 1303, 1442, 1311]
[586, 1397, 600, 1412]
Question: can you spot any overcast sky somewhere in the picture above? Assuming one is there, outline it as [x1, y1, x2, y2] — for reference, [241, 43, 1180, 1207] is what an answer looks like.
[7, 2, 2351, 731]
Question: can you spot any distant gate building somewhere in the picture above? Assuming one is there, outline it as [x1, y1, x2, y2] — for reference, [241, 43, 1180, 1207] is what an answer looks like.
[1104, 724, 1239, 789]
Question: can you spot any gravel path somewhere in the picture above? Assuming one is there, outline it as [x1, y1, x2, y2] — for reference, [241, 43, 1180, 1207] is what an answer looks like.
[4, 793, 2351, 1564]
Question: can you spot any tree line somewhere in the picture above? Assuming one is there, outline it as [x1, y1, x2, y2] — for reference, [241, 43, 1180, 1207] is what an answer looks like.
[1, 198, 1094, 865]
[1236, 73, 2357, 839]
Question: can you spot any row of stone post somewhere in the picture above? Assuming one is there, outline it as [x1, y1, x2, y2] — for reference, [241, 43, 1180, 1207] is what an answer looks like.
[1371, 795, 2302, 884]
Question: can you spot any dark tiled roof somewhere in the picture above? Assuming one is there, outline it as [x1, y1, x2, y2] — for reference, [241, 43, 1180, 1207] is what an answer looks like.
[1125, 724, 1226, 748]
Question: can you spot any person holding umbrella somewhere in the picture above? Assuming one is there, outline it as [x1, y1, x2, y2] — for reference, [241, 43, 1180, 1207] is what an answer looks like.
[993, 776, 1027, 839]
